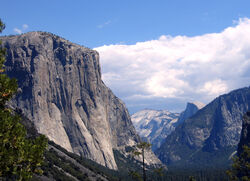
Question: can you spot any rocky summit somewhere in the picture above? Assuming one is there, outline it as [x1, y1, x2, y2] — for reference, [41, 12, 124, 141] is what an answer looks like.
[156, 87, 250, 169]
[132, 109, 180, 151]
[0, 32, 161, 170]
[131, 102, 204, 152]
[177, 102, 205, 124]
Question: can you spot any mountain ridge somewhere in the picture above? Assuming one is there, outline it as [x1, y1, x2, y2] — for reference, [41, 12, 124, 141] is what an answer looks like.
[131, 102, 204, 151]
[0, 31, 161, 170]
[156, 86, 250, 169]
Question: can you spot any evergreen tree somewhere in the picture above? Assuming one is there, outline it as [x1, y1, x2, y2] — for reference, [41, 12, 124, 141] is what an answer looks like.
[227, 145, 250, 181]
[0, 19, 48, 181]
[129, 171, 143, 181]
[131, 142, 151, 181]
[189, 176, 196, 181]
[154, 167, 164, 181]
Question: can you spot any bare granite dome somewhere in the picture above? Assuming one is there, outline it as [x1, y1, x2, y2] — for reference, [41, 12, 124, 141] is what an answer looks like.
[156, 87, 250, 168]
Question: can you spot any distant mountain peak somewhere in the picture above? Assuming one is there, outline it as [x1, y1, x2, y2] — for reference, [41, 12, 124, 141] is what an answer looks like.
[156, 87, 250, 169]
[187, 101, 205, 109]
[131, 101, 205, 152]
[177, 101, 205, 124]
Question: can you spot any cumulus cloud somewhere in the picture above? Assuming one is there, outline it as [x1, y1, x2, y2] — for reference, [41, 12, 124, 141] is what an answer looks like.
[13, 28, 22, 34]
[13, 24, 29, 34]
[94, 18, 250, 113]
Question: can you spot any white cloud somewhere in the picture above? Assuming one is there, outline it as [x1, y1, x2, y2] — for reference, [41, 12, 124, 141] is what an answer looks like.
[13, 24, 29, 34]
[199, 79, 228, 96]
[13, 28, 22, 34]
[95, 18, 250, 113]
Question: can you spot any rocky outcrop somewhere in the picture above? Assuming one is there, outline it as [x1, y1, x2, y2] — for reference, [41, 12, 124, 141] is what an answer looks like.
[131, 102, 204, 152]
[131, 109, 180, 151]
[15, 111, 110, 181]
[156, 87, 250, 168]
[177, 102, 204, 124]
[238, 111, 250, 154]
[0, 32, 161, 170]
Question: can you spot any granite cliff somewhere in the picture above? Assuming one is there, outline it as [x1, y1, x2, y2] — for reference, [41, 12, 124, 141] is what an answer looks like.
[131, 102, 204, 151]
[156, 87, 250, 169]
[177, 102, 204, 124]
[237, 111, 250, 154]
[0, 32, 161, 170]
[132, 109, 180, 151]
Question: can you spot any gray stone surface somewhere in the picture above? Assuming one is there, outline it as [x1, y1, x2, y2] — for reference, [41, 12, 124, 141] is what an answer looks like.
[132, 109, 180, 151]
[177, 102, 204, 124]
[131, 102, 203, 151]
[0, 32, 161, 170]
[156, 87, 250, 167]
[237, 111, 250, 154]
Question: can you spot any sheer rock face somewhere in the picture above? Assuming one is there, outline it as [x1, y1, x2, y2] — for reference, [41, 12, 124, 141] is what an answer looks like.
[156, 87, 250, 167]
[177, 102, 205, 124]
[131, 102, 204, 152]
[0, 32, 162, 170]
[132, 109, 180, 151]
[238, 111, 250, 154]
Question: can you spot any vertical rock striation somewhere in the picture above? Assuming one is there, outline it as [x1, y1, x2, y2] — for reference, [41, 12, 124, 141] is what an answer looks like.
[131, 102, 204, 152]
[0, 32, 161, 170]
[177, 102, 204, 124]
[237, 111, 250, 154]
[156, 87, 250, 168]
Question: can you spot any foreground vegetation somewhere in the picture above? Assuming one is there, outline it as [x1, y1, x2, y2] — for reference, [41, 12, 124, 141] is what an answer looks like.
[227, 145, 250, 181]
[0, 19, 47, 180]
[38, 141, 230, 181]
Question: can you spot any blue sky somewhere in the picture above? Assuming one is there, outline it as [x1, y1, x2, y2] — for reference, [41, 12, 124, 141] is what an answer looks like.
[1, 0, 250, 48]
[1, 1, 250, 113]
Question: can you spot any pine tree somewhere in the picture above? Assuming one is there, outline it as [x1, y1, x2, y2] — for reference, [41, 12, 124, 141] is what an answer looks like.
[0, 19, 48, 181]
[131, 142, 151, 181]
[227, 145, 250, 181]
